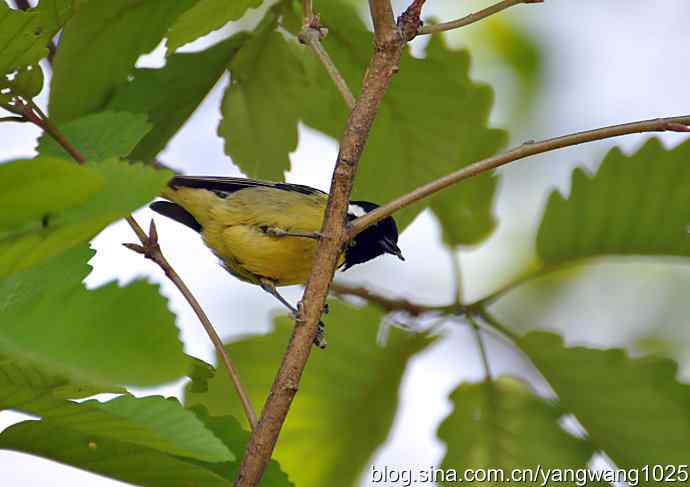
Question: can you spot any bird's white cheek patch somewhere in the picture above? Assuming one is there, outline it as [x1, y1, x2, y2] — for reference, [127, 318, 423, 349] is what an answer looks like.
[347, 204, 367, 218]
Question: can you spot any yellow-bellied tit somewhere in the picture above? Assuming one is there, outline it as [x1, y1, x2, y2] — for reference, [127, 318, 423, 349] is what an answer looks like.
[150, 176, 404, 346]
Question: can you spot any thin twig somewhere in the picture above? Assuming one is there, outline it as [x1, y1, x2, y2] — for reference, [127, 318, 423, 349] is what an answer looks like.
[232, 1, 419, 485]
[450, 249, 463, 305]
[23, 102, 258, 430]
[467, 313, 492, 380]
[330, 282, 438, 316]
[349, 114, 690, 237]
[302, 0, 312, 21]
[0, 115, 27, 123]
[299, 25, 356, 110]
[419, 0, 543, 35]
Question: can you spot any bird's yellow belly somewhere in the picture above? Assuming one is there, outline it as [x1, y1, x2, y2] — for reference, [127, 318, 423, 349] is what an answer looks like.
[203, 224, 338, 286]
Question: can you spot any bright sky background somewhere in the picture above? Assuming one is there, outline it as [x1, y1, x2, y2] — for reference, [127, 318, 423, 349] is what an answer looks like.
[2, 0, 690, 485]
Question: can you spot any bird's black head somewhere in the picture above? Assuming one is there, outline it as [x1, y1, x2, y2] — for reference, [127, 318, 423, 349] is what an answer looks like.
[342, 200, 404, 271]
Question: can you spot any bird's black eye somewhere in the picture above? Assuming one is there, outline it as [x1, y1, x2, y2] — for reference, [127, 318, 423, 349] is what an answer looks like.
[213, 190, 230, 199]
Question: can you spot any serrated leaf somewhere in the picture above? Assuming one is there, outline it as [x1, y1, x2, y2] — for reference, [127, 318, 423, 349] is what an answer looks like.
[186, 301, 433, 487]
[77, 395, 233, 462]
[0, 421, 235, 487]
[0, 245, 187, 386]
[0, 1, 73, 76]
[107, 35, 248, 162]
[219, 21, 308, 181]
[49, 0, 196, 122]
[299, 2, 506, 244]
[189, 406, 294, 486]
[519, 332, 690, 469]
[537, 138, 690, 266]
[167, 0, 262, 53]
[438, 377, 594, 487]
[0, 158, 171, 275]
[36, 111, 152, 160]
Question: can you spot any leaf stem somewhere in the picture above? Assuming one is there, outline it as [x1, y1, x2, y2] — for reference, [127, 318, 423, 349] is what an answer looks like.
[349, 114, 690, 237]
[24, 102, 258, 430]
[418, 0, 543, 35]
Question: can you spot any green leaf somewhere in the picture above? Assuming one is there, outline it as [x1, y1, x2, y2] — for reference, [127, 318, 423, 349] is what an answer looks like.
[107, 35, 248, 162]
[537, 138, 690, 266]
[0, 245, 187, 386]
[186, 301, 433, 487]
[189, 406, 294, 486]
[36, 111, 152, 160]
[519, 332, 690, 469]
[0, 1, 73, 76]
[78, 395, 233, 462]
[0, 421, 235, 487]
[0, 370, 231, 462]
[438, 377, 594, 486]
[49, 0, 196, 122]
[0, 158, 170, 275]
[0, 156, 103, 232]
[219, 19, 308, 181]
[0, 354, 124, 414]
[12, 63, 44, 98]
[167, 0, 262, 53]
[302, 2, 506, 244]
[187, 355, 215, 394]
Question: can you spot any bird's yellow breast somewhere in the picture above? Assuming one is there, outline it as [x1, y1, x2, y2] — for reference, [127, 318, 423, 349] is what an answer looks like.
[164, 185, 343, 286]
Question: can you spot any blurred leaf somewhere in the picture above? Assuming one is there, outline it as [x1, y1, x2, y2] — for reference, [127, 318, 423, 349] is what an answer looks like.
[107, 35, 248, 162]
[167, 0, 262, 53]
[0, 421, 235, 487]
[219, 17, 308, 181]
[49, 0, 196, 122]
[519, 332, 690, 469]
[189, 406, 294, 486]
[186, 301, 433, 487]
[0, 158, 170, 275]
[438, 377, 594, 486]
[444, 15, 544, 124]
[301, 2, 506, 244]
[37, 111, 152, 160]
[537, 139, 690, 266]
[0, 245, 187, 386]
[0, 1, 73, 76]
[12, 63, 44, 98]
[187, 356, 215, 394]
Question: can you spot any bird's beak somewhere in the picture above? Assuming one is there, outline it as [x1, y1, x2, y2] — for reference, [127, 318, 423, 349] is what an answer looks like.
[381, 237, 405, 261]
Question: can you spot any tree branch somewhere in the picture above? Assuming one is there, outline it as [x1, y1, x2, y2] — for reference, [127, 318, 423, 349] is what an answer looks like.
[349, 114, 690, 237]
[418, 0, 543, 36]
[22, 102, 258, 430]
[369, 0, 398, 45]
[232, 2, 425, 485]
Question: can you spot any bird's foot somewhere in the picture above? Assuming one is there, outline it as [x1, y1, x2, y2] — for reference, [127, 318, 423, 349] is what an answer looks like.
[294, 301, 327, 349]
[261, 226, 322, 240]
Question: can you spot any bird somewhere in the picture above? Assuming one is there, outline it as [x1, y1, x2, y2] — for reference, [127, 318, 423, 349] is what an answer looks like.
[150, 176, 404, 347]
